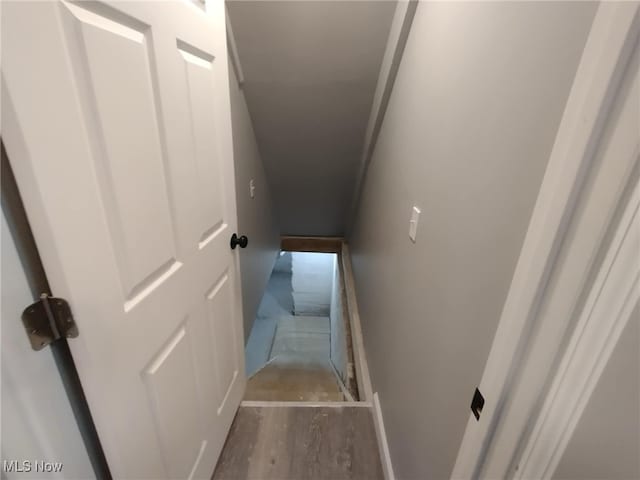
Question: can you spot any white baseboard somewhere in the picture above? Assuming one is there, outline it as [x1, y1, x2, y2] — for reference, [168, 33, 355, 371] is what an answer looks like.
[341, 244, 374, 401]
[372, 392, 395, 480]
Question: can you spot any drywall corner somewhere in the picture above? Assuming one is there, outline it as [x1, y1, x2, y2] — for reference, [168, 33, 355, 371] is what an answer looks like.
[347, 0, 418, 235]
[228, 56, 280, 341]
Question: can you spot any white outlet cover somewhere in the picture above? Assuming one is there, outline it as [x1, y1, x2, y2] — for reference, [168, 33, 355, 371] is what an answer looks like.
[249, 179, 255, 198]
[409, 206, 421, 242]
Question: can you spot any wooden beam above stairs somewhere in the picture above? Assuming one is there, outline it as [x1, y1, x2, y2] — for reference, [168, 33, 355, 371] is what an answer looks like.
[280, 236, 344, 253]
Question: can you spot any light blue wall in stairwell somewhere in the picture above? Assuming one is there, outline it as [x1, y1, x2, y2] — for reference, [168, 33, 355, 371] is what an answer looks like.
[348, 2, 597, 479]
[291, 252, 334, 316]
[329, 255, 348, 384]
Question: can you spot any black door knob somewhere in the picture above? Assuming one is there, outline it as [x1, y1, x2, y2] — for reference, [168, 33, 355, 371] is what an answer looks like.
[230, 233, 248, 250]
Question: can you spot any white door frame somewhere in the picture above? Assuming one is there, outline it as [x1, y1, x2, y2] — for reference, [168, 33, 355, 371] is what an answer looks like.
[0, 148, 106, 477]
[515, 157, 639, 480]
[451, 3, 640, 478]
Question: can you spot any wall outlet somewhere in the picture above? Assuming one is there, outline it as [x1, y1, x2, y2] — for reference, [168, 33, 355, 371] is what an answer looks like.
[249, 179, 255, 198]
[409, 206, 420, 242]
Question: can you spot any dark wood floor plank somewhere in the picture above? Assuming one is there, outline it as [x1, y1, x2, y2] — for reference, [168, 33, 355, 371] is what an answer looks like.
[212, 406, 383, 480]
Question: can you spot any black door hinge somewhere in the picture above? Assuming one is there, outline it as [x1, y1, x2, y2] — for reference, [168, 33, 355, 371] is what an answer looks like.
[471, 387, 485, 421]
[21, 294, 79, 351]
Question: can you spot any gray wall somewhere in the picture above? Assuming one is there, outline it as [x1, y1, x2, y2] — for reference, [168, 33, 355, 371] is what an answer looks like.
[553, 306, 640, 480]
[348, 2, 597, 478]
[228, 60, 280, 342]
[226, 1, 396, 235]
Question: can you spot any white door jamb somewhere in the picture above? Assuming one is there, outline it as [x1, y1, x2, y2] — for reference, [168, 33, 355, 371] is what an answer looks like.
[515, 172, 639, 479]
[451, 4, 640, 478]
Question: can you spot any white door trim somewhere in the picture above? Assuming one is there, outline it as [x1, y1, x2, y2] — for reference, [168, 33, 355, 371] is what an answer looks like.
[515, 176, 639, 480]
[451, 3, 640, 478]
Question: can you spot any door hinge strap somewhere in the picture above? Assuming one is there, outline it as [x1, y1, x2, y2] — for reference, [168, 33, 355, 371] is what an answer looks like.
[21, 294, 79, 351]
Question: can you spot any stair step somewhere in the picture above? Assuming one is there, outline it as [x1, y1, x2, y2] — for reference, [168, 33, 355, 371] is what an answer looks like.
[244, 355, 344, 402]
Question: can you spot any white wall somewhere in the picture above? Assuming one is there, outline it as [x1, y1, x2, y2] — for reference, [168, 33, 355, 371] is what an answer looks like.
[291, 252, 334, 316]
[348, 2, 597, 478]
[228, 59, 280, 342]
[552, 306, 639, 480]
[1, 213, 94, 479]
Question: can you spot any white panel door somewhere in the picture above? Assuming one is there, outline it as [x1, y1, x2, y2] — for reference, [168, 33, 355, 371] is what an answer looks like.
[1, 1, 246, 478]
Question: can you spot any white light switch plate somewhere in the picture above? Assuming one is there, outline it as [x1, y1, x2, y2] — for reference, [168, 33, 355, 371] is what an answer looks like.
[409, 206, 421, 242]
[249, 179, 256, 198]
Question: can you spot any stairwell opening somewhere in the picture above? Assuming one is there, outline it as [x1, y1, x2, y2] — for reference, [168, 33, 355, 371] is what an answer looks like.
[244, 247, 359, 402]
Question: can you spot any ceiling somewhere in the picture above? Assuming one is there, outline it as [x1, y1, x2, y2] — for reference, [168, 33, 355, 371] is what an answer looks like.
[226, 1, 396, 236]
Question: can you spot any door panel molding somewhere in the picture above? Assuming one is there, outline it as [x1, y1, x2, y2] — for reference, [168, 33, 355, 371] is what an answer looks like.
[1, 1, 245, 477]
